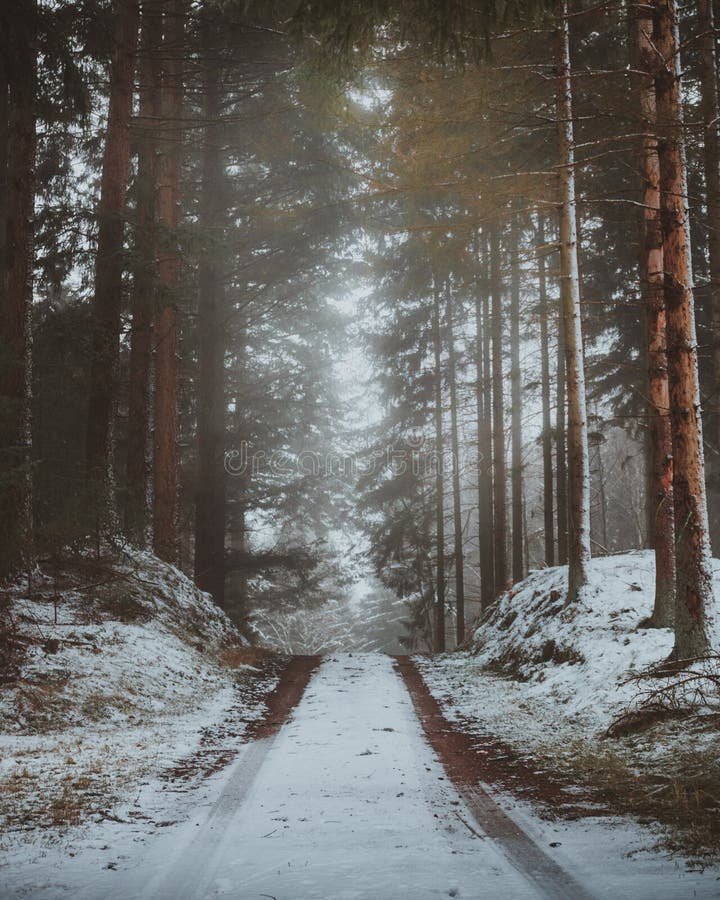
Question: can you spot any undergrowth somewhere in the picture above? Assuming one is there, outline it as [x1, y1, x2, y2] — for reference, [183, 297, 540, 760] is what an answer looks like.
[561, 735, 720, 859]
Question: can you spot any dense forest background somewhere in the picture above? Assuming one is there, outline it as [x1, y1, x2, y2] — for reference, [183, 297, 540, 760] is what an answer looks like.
[2, 0, 719, 655]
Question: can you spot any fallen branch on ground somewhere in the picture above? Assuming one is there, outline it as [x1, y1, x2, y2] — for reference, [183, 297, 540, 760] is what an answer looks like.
[607, 655, 720, 737]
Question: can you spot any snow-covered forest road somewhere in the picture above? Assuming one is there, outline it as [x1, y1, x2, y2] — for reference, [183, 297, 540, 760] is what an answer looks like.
[4, 654, 718, 900]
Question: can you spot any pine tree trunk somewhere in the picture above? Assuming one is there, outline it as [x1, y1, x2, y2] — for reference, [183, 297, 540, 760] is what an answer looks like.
[593, 423, 609, 551]
[698, 0, 720, 421]
[697, 0, 720, 551]
[635, 4, 675, 626]
[0, 55, 7, 315]
[475, 233, 495, 608]
[556, 307, 569, 565]
[230, 502, 247, 617]
[85, 0, 140, 523]
[225, 315, 249, 624]
[654, 0, 713, 659]
[538, 214, 555, 566]
[556, 0, 591, 601]
[0, 13, 36, 578]
[523, 490, 530, 573]
[153, 0, 184, 563]
[432, 281, 446, 652]
[445, 284, 465, 644]
[490, 225, 507, 593]
[126, 0, 162, 545]
[510, 212, 524, 583]
[483, 278, 494, 560]
[194, 13, 227, 607]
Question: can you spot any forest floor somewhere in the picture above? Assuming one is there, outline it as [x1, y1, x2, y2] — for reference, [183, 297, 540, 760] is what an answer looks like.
[2, 650, 719, 899]
[0, 550, 284, 836]
[2, 550, 720, 898]
[418, 551, 720, 863]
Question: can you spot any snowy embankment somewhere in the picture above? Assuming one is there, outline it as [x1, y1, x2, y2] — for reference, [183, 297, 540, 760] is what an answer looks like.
[0, 549, 277, 833]
[417, 551, 720, 852]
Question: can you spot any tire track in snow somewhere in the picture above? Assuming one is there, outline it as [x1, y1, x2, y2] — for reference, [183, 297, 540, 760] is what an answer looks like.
[135, 653, 542, 899]
[395, 655, 595, 900]
[127, 655, 320, 900]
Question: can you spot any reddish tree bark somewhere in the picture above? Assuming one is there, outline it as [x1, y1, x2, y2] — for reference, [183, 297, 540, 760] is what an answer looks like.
[634, 5, 675, 627]
[153, 0, 185, 562]
[654, 0, 713, 659]
[85, 0, 140, 520]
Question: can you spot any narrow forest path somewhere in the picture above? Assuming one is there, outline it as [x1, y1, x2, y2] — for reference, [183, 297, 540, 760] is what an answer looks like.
[4, 654, 717, 899]
[137, 653, 541, 900]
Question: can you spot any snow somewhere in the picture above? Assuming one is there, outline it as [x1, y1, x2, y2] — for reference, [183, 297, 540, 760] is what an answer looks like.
[418, 551, 720, 736]
[3, 551, 720, 897]
[169, 652, 535, 900]
[415, 551, 720, 860]
[0, 550, 275, 836]
[3, 653, 719, 899]
[476, 787, 719, 900]
[1, 654, 532, 899]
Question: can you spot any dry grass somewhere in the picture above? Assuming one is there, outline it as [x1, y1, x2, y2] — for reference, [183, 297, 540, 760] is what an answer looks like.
[0, 748, 126, 830]
[560, 733, 720, 858]
[10, 678, 74, 732]
[48, 779, 87, 827]
[219, 644, 277, 670]
[80, 689, 136, 722]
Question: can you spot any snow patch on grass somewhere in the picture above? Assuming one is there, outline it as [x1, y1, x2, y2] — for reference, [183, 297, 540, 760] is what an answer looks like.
[417, 551, 720, 855]
[457, 551, 718, 731]
[0, 549, 275, 833]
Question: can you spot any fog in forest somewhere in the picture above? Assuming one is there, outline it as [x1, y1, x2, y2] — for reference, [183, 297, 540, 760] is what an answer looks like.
[3, 0, 720, 895]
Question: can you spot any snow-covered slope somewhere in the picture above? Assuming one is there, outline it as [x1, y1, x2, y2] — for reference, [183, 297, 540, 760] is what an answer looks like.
[430, 551, 720, 733]
[0, 549, 276, 831]
[416, 552, 720, 853]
